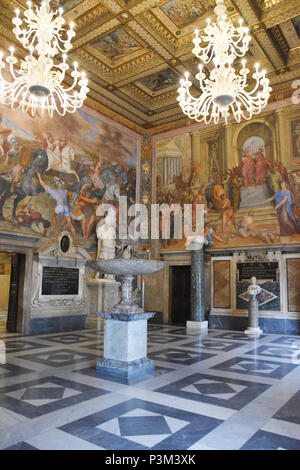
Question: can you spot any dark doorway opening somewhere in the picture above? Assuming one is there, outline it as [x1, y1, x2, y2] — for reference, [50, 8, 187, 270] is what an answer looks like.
[171, 266, 191, 324]
[0, 252, 26, 333]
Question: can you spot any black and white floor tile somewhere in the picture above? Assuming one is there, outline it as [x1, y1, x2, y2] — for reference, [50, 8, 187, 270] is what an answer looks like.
[0, 325, 300, 450]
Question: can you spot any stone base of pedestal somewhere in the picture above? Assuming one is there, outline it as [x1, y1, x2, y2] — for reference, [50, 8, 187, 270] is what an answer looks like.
[96, 357, 154, 379]
[186, 320, 208, 331]
[97, 311, 156, 380]
[244, 326, 263, 337]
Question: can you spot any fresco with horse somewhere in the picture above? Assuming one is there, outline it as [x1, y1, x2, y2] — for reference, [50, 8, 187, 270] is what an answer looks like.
[0, 105, 138, 248]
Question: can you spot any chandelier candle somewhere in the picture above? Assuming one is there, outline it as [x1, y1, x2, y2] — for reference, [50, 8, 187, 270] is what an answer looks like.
[0, 0, 89, 117]
[177, 0, 272, 124]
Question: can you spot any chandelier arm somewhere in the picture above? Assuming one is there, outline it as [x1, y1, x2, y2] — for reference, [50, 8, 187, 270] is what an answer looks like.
[12, 82, 30, 105]
[61, 74, 79, 93]
[8, 62, 18, 82]
[236, 94, 258, 117]
[56, 85, 80, 115]
[53, 86, 67, 115]
[243, 78, 261, 96]
[231, 105, 241, 124]
[47, 94, 55, 118]
[53, 33, 72, 53]
[19, 91, 35, 115]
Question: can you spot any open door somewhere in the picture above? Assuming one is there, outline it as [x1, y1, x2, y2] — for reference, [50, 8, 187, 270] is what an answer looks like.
[6, 254, 19, 333]
[171, 266, 191, 324]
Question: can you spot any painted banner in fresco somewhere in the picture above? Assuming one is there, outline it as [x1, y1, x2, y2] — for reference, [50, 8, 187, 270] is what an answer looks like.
[0, 104, 139, 249]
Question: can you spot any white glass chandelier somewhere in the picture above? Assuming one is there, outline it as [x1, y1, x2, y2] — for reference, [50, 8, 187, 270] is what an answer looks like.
[177, 0, 272, 124]
[0, 0, 89, 117]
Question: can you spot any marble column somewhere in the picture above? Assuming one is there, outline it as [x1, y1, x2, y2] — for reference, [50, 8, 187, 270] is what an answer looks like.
[187, 248, 208, 331]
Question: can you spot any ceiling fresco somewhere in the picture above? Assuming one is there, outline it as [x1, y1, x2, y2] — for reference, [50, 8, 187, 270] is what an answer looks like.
[160, 0, 215, 28]
[0, 0, 299, 134]
[91, 28, 142, 60]
[138, 68, 179, 92]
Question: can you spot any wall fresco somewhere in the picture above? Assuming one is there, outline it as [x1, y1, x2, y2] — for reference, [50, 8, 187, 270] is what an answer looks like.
[154, 107, 300, 250]
[0, 104, 139, 249]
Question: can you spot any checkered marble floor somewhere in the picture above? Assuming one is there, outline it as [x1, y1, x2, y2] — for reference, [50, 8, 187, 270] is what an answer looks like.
[0, 325, 300, 450]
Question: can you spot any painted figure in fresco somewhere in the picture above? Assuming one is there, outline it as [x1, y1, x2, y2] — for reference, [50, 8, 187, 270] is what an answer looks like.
[237, 211, 255, 238]
[71, 183, 99, 240]
[89, 156, 105, 191]
[209, 141, 220, 174]
[36, 172, 76, 237]
[203, 221, 227, 245]
[277, 162, 289, 184]
[227, 168, 242, 211]
[262, 181, 300, 236]
[191, 162, 202, 187]
[34, 131, 79, 182]
[211, 175, 225, 211]
[205, 176, 214, 209]
[220, 193, 236, 234]
[294, 122, 300, 155]
[0, 148, 47, 222]
[48, 137, 79, 182]
[254, 146, 269, 186]
[290, 170, 300, 207]
[0, 114, 14, 167]
[267, 164, 281, 195]
[15, 200, 50, 236]
[240, 147, 255, 188]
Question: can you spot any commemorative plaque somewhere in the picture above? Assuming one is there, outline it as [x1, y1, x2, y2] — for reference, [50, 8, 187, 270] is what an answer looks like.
[41, 267, 79, 296]
[237, 262, 278, 282]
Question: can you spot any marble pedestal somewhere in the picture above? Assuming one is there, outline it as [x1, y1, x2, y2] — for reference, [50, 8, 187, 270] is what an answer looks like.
[86, 279, 120, 329]
[97, 312, 156, 381]
[244, 277, 263, 337]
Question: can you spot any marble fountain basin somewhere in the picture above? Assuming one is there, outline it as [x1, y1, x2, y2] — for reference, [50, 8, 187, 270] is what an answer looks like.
[89, 259, 166, 276]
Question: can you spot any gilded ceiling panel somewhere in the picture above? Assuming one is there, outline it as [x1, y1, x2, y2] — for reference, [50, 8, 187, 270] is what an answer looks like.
[0, 0, 298, 133]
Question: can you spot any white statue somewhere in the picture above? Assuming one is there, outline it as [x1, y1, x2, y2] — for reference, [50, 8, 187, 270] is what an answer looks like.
[96, 213, 116, 260]
[247, 276, 262, 297]
[94, 213, 117, 281]
[185, 234, 205, 251]
[122, 245, 132, 259]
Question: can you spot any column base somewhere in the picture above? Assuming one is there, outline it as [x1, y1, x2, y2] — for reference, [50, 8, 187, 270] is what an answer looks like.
[244, 327, 263, 337]
[96, 357, 154, 381]
[186, 320, 208, 331]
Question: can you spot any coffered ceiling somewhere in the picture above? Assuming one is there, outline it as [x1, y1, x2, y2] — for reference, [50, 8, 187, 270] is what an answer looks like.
[0, 0, 300, 134]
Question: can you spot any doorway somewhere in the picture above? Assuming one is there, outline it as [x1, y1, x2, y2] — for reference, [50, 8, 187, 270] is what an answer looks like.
[0, 252, 12, 330]
[170, 266, 191, 324]
[0, 252, 26, 333]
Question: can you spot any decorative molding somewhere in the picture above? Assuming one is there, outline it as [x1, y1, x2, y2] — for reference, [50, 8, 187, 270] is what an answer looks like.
[130, 21, 172, 60]
[100, 0, 123, 14]
[76, 4, 108, 28]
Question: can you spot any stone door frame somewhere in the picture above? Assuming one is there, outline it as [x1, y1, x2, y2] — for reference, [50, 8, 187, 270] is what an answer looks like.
[0, 233, 40, 334]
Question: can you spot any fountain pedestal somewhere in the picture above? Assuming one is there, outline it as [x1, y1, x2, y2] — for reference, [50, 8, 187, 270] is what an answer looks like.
[88, 261, 166, 382]
[97, 311, 156, 380]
